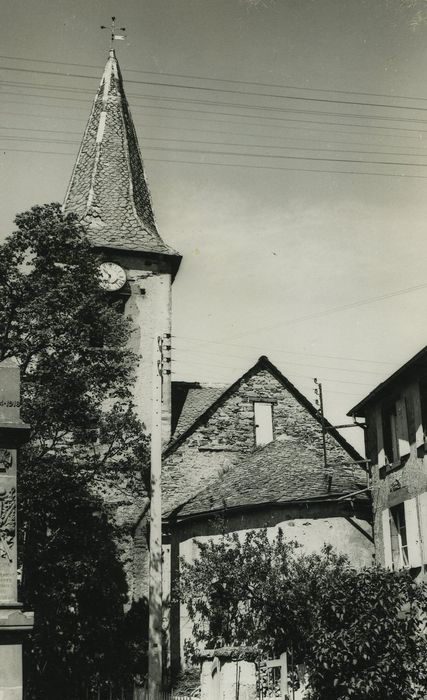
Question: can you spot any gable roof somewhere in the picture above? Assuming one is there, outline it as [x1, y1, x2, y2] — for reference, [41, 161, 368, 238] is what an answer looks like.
[164, 355, 361, 464]
[166, 434, 368, 521]
[172, 384, 227, 439]
[348, 344, 427, 417]
[63, 49, 181, 274]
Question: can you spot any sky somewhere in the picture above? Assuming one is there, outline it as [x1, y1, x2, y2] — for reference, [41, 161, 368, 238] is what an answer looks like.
[2, 0, 427, 453]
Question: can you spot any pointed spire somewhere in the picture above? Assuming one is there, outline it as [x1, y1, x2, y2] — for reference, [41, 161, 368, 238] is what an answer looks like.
[64, 51, 180, 264]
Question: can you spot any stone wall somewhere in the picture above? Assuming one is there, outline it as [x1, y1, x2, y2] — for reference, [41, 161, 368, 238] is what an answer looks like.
[110, 252, 173, 443]
[163, 366, 356, 514]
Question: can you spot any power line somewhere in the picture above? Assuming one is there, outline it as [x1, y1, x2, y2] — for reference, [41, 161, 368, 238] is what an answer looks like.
[3, 132, 427, 161]
[0, 121, 423, 155]
[3, 95, 427, 136]
[171, 357, 373, 386]
[0, 125, 82, 135]
[123, 144, 427, 167]
[1, 53, 427, 105]
[140, 136, 427, 159]
[2, 121, 426, 150]
[226, 281, 427, 340]
[173, 345, 386, 376]
[0, 56, 427, 109]
[0, 109, 86, 122]
[172, 335, 397, 366]
[4, 81, 427, 140]
[3, 137, 427, 168]
[4, 84, 427, 126]
[4, 148, 427, 180]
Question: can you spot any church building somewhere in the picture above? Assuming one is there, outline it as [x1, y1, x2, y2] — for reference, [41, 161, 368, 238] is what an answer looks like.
[63, 48, 181, 443]
[63, 48, 374, 677]
[63, 48, 181, 599]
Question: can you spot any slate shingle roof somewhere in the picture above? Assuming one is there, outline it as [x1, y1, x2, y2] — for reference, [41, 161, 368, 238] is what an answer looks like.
[63, 50, 180, 265]
[171, 434, 368, 519]
[173, 385, 227, 439]
[165, 356, 362, 463]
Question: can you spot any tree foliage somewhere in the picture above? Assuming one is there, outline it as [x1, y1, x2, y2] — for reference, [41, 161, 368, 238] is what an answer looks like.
[0, 203, 149, 698]
[179, 528, 427, 699]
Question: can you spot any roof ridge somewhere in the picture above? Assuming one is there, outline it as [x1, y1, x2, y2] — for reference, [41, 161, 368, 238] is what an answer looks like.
[165, 355, 362, 463]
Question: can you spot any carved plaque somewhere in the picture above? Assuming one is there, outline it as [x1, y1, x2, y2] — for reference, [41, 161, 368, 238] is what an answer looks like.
[0, 449, 13, 473]
[0, 486, 15, 563]
[0, 484, 16, 601]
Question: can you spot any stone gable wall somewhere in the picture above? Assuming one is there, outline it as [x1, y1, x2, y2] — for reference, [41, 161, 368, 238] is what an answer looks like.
[163, 367, 357, 514]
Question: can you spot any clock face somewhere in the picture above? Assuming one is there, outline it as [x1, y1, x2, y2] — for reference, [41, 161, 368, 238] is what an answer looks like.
[98, 262, 127, 292]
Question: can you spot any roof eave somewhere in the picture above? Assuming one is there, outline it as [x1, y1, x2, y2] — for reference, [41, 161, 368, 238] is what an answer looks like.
[347, 344, 427, 417]
[163, 493, 371, 525]
[94, 244, 182, 280]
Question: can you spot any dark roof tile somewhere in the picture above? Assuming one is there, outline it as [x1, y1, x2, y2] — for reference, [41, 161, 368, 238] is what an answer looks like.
[171, 435, 367, 519]
[173, 386, 227, 439]
[63, 50, 180, 263]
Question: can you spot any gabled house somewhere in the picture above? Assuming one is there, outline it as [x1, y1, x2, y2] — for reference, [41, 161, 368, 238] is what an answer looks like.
[348, 345, 427, 575]
[162, 356, 365, 515]
[161, 356, 374, 674]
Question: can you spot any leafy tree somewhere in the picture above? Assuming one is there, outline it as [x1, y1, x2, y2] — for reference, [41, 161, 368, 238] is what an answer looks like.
[179, 528, 427, 699]
[305, 566, 427, 700]
[0, 203, 149, 698]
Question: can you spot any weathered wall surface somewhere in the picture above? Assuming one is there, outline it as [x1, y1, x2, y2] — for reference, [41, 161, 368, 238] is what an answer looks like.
[111, 252, 173, 443]
[167, 502, 373, 671]
[94, 473, 149, 603]
[93, 252, 172, 602]
[163, 367, 355, 514]
[365, 380, 427, 568]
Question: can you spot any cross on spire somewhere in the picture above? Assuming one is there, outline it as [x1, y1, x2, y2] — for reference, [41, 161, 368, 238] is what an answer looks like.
[100, 16, 126, 50]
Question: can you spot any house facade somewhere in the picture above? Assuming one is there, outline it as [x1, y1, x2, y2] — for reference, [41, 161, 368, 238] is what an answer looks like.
[348, 345, 427, 575]
[162, 357, 374, 675]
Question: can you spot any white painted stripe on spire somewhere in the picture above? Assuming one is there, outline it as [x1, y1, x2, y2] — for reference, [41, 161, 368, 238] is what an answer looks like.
[102, 56, 114, 101]
[96, 112, 107, 143]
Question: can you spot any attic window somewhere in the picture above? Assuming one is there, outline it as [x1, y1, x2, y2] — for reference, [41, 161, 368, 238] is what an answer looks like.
[254, 402, 273, 446]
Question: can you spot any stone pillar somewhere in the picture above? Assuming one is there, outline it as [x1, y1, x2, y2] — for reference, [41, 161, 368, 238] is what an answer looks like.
[199, 647, 258, 700]
[0, 359, 33, 700]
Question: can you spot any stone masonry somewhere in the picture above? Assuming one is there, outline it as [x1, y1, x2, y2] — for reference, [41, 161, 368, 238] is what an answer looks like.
[163, 357, 363, 515]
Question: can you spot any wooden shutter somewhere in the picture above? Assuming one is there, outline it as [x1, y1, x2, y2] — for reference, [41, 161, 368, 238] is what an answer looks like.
[254, 402, 273, 446]
[376, 409, 386, 467]
[396, 398, 410, 457]
[418, 491, 427, 565]
[413, 384, 425, 448]
[382, 509, 392, 569]
[404, 498, 423, 568]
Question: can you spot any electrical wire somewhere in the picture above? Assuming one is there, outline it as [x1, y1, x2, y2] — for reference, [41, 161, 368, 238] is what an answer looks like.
[2, 53, 427, 105]
[172, 335, 397, 366]
[2, 121, 427, 150]
[171, 357, 373, 386]
[172, 346, 387, 375]
[4, 86, 427, 126]
[4, 148, 427, 180]
[3, 63, 427, 114]
[3, 96, 427, 136]
[3, 132, 427, 161]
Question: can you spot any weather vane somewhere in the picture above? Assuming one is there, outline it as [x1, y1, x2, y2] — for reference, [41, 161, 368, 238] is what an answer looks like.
[100, 16, 126, 49]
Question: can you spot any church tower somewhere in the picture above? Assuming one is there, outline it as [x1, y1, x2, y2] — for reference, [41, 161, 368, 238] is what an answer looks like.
[64, 49, 181, 442]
